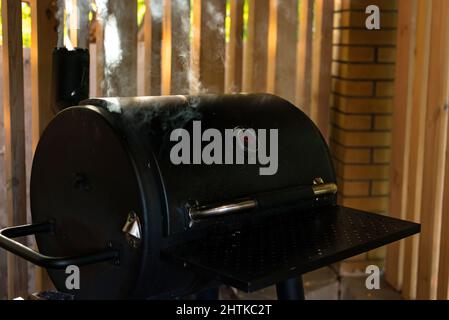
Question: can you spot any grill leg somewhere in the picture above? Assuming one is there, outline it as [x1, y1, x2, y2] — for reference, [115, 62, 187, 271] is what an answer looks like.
[276, 277, 305, 300]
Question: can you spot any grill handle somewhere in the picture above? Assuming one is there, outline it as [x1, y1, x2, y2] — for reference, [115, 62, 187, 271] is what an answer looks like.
[189, 183, 338, 221]
[0, 222, 119, 269]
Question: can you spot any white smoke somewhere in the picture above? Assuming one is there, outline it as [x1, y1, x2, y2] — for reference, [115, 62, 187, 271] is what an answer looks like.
[91, 0, 226, 96]
[185, 1, 225, 94]
[95, 0, 124, 96]
[64, 0, 74, 50]
[103, 16, 122, 70]
[56, 0, 65, 48]
[55, 0, 93, 49]
[206, 1, 225, 66]
[77, 0, 93, 48]
[205, 1, 225, 36]
[188, 68, 206, 95]
[150, 0, 163, 22]
[95, 0, 107, 20]
[190, 1, 225, 93]
[172, 0, 195, 95]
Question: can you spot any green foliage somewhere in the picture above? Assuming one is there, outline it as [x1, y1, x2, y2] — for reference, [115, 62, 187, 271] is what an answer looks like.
[0, 1, 32, 47]
[22, 2, 31, 47]
[226, 0, 249, 43]
[0, 0, 247, 48]
[243, 0, 249, 41]
[137, 0, 145, 26]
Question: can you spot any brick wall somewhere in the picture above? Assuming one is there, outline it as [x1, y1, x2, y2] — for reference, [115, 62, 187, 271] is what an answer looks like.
[331, 0, 398, 262]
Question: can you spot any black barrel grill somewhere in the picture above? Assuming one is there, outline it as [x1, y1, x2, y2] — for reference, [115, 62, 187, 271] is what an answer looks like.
[0, 94, 419, 299]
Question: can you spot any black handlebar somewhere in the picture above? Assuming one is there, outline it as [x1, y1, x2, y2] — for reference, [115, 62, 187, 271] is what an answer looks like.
[0, 222, 119, 269]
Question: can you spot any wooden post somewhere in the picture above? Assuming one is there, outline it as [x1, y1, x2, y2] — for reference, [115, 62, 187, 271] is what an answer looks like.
[30, 0, 58, 150]
[0, 25, 7, 302]
[161, 0, 190, 95]
[96, 0, 138, 97]
[225, 0, 244, 93]
[242, 0, 269, 93]
[438, 88, 449, 300]
[96, 10, 105, 97]
[416, 0, 449, 300]
[144, 0, 163, 95]
[0, 249, 6, 299]
[401, 0, 431, 300]
[161, 0, 171, 95]
[384, 0, 417, 293]
[69, 0, 79, 48]
[191, 0, 226, 94]
[30, 0, 58, 293]
[68, 0, 90, 49]
[266, 0, 277, 95]
[2, 0, 28, 299]
[311, 0, 334, 139]
[295, 0, 313, 115]
[267, 0, 298, 104]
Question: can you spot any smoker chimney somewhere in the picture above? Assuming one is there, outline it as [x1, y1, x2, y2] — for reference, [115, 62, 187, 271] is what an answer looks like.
[52, 47, 90, 112]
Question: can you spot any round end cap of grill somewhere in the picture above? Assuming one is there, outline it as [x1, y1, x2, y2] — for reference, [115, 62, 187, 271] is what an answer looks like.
[30, 106, 146, 299]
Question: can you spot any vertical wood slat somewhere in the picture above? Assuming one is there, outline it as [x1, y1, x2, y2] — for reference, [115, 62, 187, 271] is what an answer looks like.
[2, 0, 28, 299]
[162, 0, 190, 95]
[192, 0, 226, 94]
[225, 0, 244, 93]
[30, 0, 58, 293]
[68, 0, 90, 49]
[169, 0, 190, 94]
[438, 87, 449, 300]
[69, 0, 79, 48]
[384, 0, 417, 293]
[267, 0, 298, 103]
[31, 0, 58, 150]
[161, 0, 171, 95]
[295, 0, 313, 115]
[242, 0, 269, 93]
[144, 0, 163, 95]
[266, 0, 277, 95]
[69, 0, 78, 48]
[89, 43, 97, 96]
[96, 0, 138, 97]
[416, 0, 449, 300]
[0, 249, 6, 299]
[401, 0, 431, 300]
[311, 0, 334, 139]
[96, 11, 105, 97]
[0, 28, 7, 302]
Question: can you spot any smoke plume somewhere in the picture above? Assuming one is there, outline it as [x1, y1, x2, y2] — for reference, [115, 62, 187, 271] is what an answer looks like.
[55, 0, 93, 49]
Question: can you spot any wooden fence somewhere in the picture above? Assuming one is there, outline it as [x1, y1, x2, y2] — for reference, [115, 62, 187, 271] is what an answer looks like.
[385, 0, 449, 300]
[0, 0, 334, 299]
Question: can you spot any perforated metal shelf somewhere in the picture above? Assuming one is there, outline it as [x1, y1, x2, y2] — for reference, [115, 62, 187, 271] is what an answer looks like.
[164, 206, 420, 292]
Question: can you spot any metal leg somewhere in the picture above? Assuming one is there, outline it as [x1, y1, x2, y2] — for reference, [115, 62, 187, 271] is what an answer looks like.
[276, 277, 305, 300]
[196, 287, 220, 300]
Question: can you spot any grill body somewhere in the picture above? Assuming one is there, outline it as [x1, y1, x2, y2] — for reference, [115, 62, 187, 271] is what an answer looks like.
[30, 94, 336, 299]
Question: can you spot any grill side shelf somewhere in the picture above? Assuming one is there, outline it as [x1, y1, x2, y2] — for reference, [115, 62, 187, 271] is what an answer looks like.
[163, 206, 420, 292]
